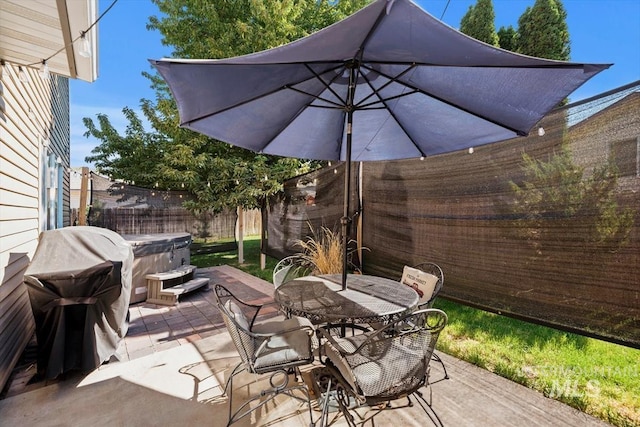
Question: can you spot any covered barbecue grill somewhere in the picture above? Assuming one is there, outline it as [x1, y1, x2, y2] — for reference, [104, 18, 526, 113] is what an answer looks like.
[24, 226, 133, 379]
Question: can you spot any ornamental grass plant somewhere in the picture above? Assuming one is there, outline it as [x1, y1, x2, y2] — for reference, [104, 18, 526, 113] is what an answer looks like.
[295, 225, 344, 274]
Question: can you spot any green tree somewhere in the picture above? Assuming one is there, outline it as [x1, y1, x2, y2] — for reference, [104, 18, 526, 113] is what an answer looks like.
[459, 0, 499, 46]
[84, 0, 369, 213]
[516, 0, 570, 60]
[509, 145, 634, 253]
[84, 107, 166, 186]
[497, 25, 517, 51]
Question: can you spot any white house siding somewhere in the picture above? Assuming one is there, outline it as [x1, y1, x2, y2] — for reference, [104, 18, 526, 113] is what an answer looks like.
[0, 63, 70, 390]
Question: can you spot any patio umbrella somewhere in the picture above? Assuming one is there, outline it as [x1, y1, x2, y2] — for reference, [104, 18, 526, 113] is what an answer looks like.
[150, 0, 609, 290]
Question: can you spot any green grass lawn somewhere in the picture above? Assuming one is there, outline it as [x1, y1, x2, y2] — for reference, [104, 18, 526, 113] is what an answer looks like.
[192, 236, 639, 427]
[433, 299, 639, 427]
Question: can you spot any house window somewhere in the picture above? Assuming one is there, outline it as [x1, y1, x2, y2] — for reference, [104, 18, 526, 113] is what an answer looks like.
[41, 151, 63, 230]
[610, 137, 639, 177]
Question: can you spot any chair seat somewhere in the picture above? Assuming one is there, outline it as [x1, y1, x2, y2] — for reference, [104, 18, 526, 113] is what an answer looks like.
[252, 316, 316, 371]
[324, 331, 428, 398]
[252, 315, 314, 332]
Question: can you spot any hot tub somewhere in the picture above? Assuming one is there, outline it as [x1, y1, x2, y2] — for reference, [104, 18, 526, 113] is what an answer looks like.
[121, 233, 192, 303]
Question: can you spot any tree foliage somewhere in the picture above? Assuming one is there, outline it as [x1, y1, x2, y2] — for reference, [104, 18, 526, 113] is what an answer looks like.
[508, 145, 634, 253]
[460, 0, 570, 61]
[459, 0, 570, 106]
[83, 0, 369, 213]
[516, 0, 570, 60]
[496, 25, 517, 52]
[459, 0, 499, 46]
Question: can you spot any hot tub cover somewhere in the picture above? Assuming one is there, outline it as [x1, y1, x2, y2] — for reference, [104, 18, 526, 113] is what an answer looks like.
[121, 232, 192, 257]
[24, 226, 133, 379]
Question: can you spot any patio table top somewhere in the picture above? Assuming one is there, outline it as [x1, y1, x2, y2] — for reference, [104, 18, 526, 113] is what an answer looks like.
[274, 273, 418, 324]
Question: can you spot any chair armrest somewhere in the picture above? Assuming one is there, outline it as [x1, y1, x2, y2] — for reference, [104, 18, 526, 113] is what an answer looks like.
[317, 326, 343, 348]
[252, 324, 315, 338]
[242, 302, 265, 329]
[319, 309, 445, 357]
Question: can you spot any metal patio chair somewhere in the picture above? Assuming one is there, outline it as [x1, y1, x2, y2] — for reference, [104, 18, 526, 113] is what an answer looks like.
[214, 284, 317, 426]
[402, 262, 448, 380]
[272, 255, 315, 289]
[401, 262, 444, 309]
[317, 308, 448, 427]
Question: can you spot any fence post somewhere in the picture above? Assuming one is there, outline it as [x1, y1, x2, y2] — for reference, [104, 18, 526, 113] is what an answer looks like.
[237, 206, 244, 264]
[78, 167, 89, 225]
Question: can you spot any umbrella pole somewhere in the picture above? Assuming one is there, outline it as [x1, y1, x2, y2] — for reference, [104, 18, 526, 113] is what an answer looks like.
[342, 64, 357, 291]
[342, 113, 352, 291]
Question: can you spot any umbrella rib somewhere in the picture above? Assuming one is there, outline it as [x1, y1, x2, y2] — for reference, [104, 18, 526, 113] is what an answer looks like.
[286, 86, 344, 109]
[302, 63, 348, 107]
[258, 64, 354, 154]
[354, 63, 418, 108]
[358, 90, 419, 109]
[182, 64, 347, 125]
[182, 85, 289, 125]
[363, 63, 528, 136]
[356, 66, 427, 158]
[356, 64, 423, 110]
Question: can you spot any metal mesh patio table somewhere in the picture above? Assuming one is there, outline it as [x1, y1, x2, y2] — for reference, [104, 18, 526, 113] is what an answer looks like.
[274, 274, 419, 325]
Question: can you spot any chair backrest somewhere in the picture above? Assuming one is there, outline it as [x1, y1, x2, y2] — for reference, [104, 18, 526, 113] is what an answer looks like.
[400, 262, 444, 308]
[272, 255, 313, 288]
[337, 308, 447, 400]
[214, 284, 259, 369]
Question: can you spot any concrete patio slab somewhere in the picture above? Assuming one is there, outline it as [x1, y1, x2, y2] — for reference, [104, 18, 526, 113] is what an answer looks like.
[0, 266, 612, 426]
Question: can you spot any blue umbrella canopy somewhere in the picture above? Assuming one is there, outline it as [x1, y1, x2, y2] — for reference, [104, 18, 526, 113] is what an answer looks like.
[151, 0, 608, 161]
[151, 0, 609, 288]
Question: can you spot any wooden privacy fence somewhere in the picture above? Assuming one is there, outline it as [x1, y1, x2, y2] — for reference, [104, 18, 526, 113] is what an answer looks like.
[73, 207, 261, 238]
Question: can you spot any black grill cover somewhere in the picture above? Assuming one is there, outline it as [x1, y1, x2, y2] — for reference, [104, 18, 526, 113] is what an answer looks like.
[24, 226, 133, 379]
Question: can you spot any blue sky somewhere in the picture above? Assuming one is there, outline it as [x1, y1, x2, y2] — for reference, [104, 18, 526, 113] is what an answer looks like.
[69, 0, 640, 167]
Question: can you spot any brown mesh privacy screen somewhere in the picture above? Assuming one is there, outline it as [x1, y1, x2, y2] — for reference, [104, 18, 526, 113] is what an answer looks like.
[264, 82, 640, 348]
[262, 164, 358, 260]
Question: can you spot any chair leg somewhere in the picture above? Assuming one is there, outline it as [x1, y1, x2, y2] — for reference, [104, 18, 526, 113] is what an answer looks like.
[318, 377, 332, 427]
[223, 362, 246, 396]
[223, 362, 246, 426]
[317, 374, 358, 427]
[225, 368, 315, 426]
[333, 386, 357, 427]
[355, 396, 415, 426]
[412, 387, 445, 427]
[432, 353, 449, 379]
